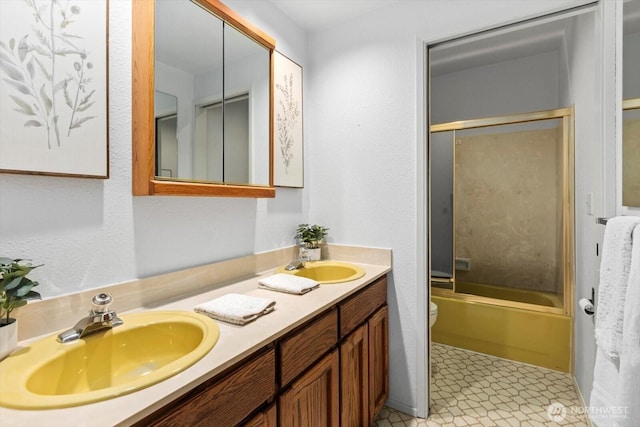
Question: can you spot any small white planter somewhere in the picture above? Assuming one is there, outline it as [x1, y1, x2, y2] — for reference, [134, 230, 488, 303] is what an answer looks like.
[0, 319, 17, 360]
[306, 248, 322, 261]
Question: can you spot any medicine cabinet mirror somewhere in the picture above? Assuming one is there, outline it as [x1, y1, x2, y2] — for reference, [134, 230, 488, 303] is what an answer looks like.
[623, 0, 640, 207]
[133, 0, 275, 197]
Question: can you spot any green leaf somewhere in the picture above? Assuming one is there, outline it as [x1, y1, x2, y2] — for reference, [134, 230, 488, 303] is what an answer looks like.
[11, 268, 29, 277]
[3, 276, 23, 291]
[76, 101, 94, 112]
[0, 51, 16, 67]
[3, 78, 30, 95]
[0, 58, 25, 82]
[10, 95, 36, 116]
[12, 300, 27, 309]
[70, 116, 95, 129]
[63, 79, 73, 109]
[16, 283, 33, 297]
[18, 35, 29, 63]
[34, 29, 50, 50]
[24, 120, 43, 127]
[79, 89, 95, 106]
[24, 291, 41, 301]
[9, 38, 15, 53]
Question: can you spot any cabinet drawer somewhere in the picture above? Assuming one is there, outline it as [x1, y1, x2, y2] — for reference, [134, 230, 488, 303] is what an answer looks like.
[148, 348, 276, 427]
[280, 308, 338, 386]
[339, 276, 387, 338]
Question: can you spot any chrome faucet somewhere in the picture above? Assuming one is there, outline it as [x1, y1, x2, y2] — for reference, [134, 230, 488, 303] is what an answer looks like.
[57, 293, 123, 343]
[285, 246, 310, 271]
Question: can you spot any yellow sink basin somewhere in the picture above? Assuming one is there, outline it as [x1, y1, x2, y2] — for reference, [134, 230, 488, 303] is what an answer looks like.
[275, 260, 365, 284]
[0, 310, 219, 409]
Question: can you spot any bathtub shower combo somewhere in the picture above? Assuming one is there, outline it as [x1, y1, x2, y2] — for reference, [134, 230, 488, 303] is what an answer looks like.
[430, 108, 574, 372]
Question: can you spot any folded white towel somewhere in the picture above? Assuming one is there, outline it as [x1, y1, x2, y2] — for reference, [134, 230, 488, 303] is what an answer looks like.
[194, 293, 275, 326]
[595, 216, 640, 362]
[258, 273, 319, 295]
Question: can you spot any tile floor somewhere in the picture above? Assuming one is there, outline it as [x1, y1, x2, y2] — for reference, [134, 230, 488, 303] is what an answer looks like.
[375, 343, 590, 426]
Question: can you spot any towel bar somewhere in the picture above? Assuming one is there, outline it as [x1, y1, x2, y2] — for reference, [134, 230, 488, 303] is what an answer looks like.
[596, 217, 608, 225]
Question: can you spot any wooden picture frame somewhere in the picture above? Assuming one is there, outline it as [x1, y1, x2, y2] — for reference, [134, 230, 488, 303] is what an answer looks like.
[273, 51, 303, 188]
[0, 0, 109, 178]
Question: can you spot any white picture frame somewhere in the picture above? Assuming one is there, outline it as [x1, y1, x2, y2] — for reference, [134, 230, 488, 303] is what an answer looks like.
[273, 51, 303, 188]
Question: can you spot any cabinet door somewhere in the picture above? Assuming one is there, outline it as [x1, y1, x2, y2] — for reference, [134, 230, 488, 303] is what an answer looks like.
[368, 306, 389, 423]
[340, 324, 369, 427]
[279, 350, 339, 427]
[244, 404, 277, 427]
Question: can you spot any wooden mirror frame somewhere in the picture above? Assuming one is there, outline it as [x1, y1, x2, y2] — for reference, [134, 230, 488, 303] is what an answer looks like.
[132, 0, 276, 197]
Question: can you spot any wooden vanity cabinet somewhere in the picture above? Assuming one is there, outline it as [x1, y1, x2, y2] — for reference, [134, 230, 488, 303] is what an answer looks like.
[136, 275, 388, 427]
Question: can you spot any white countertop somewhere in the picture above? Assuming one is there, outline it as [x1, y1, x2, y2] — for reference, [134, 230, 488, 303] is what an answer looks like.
[0, 260, 390, 427]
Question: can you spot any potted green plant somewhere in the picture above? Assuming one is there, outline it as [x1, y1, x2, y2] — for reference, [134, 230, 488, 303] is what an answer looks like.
[295, 224, 329, 261]
[0, 257, 42, 359]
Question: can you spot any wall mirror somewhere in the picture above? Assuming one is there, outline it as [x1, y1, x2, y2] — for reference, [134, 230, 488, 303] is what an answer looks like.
[133, 0, 275, 197]
[623, 0, 640, 207]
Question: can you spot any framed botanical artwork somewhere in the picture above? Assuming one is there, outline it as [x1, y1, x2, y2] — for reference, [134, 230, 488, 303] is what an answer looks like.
[273, 51, 303, 188]
[0, 0, 109, 178]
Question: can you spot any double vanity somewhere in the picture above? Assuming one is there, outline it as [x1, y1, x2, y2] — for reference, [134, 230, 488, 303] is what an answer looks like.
[0, 245, 391, 426]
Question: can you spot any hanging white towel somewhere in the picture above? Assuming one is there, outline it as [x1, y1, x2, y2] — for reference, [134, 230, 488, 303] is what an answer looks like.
[617, 225, 640, 427]
[590, 347, 621, 427]
[258, 273, 319, 295]
[594, 216, 640, 362]
[194, 293, 275, 326]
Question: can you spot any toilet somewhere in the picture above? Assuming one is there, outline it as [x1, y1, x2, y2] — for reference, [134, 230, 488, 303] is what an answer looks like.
[429, 301, 438, 328]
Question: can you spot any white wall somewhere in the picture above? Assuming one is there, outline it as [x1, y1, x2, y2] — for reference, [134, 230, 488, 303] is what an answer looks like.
[565, 9, 601, 403]
[307, 0, 594, 416]
[0, 0, 309, 297]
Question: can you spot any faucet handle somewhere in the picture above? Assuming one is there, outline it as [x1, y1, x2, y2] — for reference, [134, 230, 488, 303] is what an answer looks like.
[91, 293, 113, 313]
